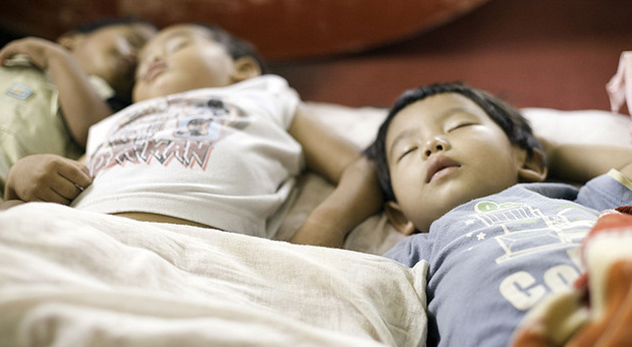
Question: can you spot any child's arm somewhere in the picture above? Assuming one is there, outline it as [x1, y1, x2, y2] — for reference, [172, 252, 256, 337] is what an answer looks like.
[0, 37, 112, 148]
[287, 105, 360, 184]
[288, 105, 382, 247]
[541, 139, 632, 183]
[291, 156, 383, 248]
[4, 154, 92, 205]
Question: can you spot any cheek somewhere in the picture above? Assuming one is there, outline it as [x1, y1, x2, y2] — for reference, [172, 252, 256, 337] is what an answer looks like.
[132, 84, 145, 102]
[178, 57, 232, 88]
[391, 169, 424, 211]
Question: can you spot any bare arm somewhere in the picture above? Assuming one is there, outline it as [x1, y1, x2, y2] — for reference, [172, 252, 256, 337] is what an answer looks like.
[291, 156, 383, 248]
[288, 104, 360, 184]
[288, 105, 382, 247]
[541, 139, 632, 183]
[0, 37, 112, 148]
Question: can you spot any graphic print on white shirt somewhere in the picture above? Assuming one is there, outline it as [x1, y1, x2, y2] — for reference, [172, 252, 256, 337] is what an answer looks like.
[87, 95, 248, 176]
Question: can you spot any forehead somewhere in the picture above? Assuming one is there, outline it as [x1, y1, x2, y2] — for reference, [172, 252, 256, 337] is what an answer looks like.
[146, 25, 212, 47]
[389, 93, 484, 129]
[385, 93, 491, 150]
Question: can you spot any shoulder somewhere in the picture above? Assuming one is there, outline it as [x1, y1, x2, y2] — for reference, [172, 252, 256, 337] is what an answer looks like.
[511, 182, 580, 200]
[0, 62, 50, 93]
[229, 74, 293, 95]
[383, 233, 431, 267]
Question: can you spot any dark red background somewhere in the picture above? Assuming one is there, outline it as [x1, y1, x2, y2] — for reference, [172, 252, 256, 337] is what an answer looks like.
[2, 0, 631, 111]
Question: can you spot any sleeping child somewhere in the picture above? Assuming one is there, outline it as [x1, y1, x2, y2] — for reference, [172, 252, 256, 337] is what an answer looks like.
[0, 18, 156, 198]
[2, 23, 375, 240]
[293, 81, 632, 346]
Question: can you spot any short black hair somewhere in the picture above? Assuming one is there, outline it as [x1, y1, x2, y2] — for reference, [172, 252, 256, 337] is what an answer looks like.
[364, 82, 544, 202]
[71, 17, 157, 111]
[199, 23, 268, 74]
[73, 16, 156, 34]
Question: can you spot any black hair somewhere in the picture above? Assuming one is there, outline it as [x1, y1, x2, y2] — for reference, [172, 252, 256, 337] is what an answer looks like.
[364, 82, 544, 202]
[72, 17, 158, 111]
[198, 23, 268, 74]
[73, 16, 156, 34]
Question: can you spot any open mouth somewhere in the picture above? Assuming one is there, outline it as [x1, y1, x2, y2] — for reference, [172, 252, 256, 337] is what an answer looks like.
[426, 156, 461, 183]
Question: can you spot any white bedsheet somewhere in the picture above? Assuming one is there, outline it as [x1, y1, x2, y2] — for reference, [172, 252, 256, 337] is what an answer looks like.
[0, 202, 428, 347]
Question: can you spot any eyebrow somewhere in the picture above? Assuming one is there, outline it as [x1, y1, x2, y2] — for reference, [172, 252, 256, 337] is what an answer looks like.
[139, 31, 189, 58]
[163, 31, 190, 41]
[388, 128, 418, 161]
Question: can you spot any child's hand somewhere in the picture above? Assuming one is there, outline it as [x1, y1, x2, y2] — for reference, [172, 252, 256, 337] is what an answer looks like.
[0, 37, 69, 70]
[4, 154, 92, 205]
[607, 51, 632, 116]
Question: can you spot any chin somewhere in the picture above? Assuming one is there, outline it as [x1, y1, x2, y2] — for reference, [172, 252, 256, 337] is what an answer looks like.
[134, 84, 174, 102]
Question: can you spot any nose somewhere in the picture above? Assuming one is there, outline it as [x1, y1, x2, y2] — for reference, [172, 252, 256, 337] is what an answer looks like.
[423, 136, 450, 158]
[144, 51, 164, 66]
[137, 51, 161, 74]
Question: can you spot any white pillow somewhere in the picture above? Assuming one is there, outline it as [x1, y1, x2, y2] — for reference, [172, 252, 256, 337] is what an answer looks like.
[279, 103, 632, 255]
[522, 108, 631, 145]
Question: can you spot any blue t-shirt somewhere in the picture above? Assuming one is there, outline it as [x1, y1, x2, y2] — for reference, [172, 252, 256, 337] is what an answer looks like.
[385, 171, 632, 347]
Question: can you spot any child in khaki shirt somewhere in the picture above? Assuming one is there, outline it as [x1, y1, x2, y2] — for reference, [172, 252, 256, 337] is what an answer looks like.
[0, 18, 156, 198]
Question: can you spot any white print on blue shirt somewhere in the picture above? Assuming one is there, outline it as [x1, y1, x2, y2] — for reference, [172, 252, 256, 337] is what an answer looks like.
[463, 200, 591, 310]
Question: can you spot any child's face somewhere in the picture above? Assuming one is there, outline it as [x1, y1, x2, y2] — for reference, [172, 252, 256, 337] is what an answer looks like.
[68, 23, 156, 98]
[385, 93, 529, 233]
[133, 24, 241, 102]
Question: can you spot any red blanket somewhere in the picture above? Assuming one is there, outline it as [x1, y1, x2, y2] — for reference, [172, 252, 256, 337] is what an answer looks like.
[512, 206, 632, 346]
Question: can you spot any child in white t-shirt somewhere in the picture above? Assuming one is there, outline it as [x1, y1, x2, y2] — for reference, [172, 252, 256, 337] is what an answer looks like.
[2, 24, 376, 239]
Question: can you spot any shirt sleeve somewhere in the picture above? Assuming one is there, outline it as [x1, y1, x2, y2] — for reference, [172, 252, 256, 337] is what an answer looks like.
[576, 169, 632, 210]
[264, 75, 301, 129]
[383, 234, 431, 268]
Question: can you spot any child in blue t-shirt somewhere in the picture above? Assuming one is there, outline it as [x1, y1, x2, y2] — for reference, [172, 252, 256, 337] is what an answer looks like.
[373, 82, 632, 347]
[293, 82, 632, 346]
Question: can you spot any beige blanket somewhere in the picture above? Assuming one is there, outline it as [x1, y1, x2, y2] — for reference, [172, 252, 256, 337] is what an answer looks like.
[0, 202, 428, 347]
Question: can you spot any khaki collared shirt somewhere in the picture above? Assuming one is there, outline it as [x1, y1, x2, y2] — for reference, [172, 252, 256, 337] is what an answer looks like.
[0, 56, 114, 199]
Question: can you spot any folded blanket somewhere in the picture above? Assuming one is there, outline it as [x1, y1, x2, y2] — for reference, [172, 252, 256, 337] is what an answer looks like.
[511, 206, 632, 346]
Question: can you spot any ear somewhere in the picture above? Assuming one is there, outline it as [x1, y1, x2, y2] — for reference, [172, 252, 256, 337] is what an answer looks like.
[57, 32, 84, 51]
[385, 201, 416, 235]
[518, 148, 548, 183]
[230, 56, 261, 83]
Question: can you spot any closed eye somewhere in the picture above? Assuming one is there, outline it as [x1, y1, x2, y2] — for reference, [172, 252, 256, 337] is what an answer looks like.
[448, 122, 476, 132]
[397, 146, 418, 162]
[167, 37, 191, 54]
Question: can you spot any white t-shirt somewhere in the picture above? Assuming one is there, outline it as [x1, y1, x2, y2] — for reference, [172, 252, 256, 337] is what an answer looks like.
[72, 75, 304, 238]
